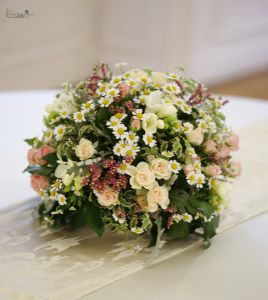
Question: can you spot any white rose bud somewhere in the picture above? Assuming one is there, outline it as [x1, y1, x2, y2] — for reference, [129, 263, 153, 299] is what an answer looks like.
[186, 128, 204, 145]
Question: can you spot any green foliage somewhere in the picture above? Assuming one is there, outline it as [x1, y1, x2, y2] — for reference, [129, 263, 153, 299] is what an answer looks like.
[189, 198, 214, 218]
[167, 221, 189, 238]
[42, 152, 58, 167]
[203, 215, 220, 245]
[23, 165, 53, 176]
[82, 202, 105, 237]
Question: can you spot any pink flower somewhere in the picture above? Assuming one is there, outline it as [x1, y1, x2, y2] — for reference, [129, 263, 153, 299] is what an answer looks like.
[119, 83, 130, 98]
[229, 161, 241, 177]
[130, 119, 141, 131]
[30, 175, 49, 192]
[225, 134, 239, 151]
[27, 145, 55, 165]
[183, 164, 195, 176]
[216, 144, 230, 159]
[203, 140, 217, 154]
[204, 164, 222, 177]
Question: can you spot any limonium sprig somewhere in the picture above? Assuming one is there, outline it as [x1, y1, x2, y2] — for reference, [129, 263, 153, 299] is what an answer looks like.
[24, 62, 240, 247]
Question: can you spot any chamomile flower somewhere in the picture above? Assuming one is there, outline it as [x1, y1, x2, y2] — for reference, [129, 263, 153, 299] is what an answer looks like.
[161, 150, 175, 158]
[39, 189, 47, 199]
[112, 213, 125, 224]
[172, 120, 183, 132]
[51, 209, 64, 215]
[172, 214, 182, 223]
[115, 62, 128, 68]
[138, 94, 147, 105]
[117, 160, 129, 174]
[106, 116, 121, 129]
[58, 194, 67, 205]
[96, 83, 107, 96]
[82, 100, 95, 112]
[133, 108, 143, 120]
[169, 160, 181, 174]
[182, 213, 193, 223]
[186, 172, 197, 185]
[126, 79, 139, 89]
[209, 121, 217, 133]
[131, 227, 144, 234]
[59, 110, 69, 119]
[199, 110, 207, 118]
[193, 161, 201, 171]
[139, 75, 151, 85]
[195, 173, 205, 188]
[180, 103, 192, 114]
[168, 73, 180, 80]
[110, 75, 123, 86]
[124, 144, 140, 158]
[44, 130, 53, 143]
[126, 131, 139, 144]
[99, 97, 113, 107]
[49, 189, 58, 199]
[123, 71, 131, 79]
[54, 125, 66, 141]
[52, 179, 63, 191]
[113, 124, 127, 139]
[119, 140, 129, 155]
[143, 133, 156, 147]
[183, 122, 194, 134]
[197, 119, 208, 132]
[107, 88, 120, 98]
[73, 111, 85, 123]
[163, 82, 181, 94]
[186, 147, 197, 157]
[114, 111, 127, 121]
[175, 98, 184, 106]
[113, 143, 122, 156]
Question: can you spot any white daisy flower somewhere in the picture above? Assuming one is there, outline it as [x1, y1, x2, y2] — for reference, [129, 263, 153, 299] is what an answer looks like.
[123, 71, 131, 79]
[163, 82, 181, 94]
[172, 120, 183, 132]
[209, 121, 217, 133]
[82, 100, 95, 112]
[133, 108, 143, 120]
[199, 110, 207, 118]
[73, 111, 85, 123]
[51, 209, 64, 215]
[117, 160, 129, 174]
[106, 116, 121, 129]
[115, 62, 128, 68]
[107, 88, 120, 98]
[168, 73, 180, 80]
[114, 111, 127, 121]
[49, 188, 58, 199]
[195, 173, 205, 188]
[175, 98, 184, 106]
[197, 119, 208, 132]
[187, 147, 197, 157]
[169, 160, 181, 174]
[59, 110, 69, 119]
[54, 125, 66, 141]
[139, 75, 151, 85]
[52, 179, 62, 190]
[180, 103, 192, 114]
[182, 213, 193, 223]
[112, 213, 125, 224]
[44, 130, 53, 143]
[124, 144, 140, 158]
[131, 227, 144, 234]
[96, 83, 107, 96]
[126, 79, 139, 89]
[161, 150, 175, 158]
[58, 194, 67, 205]
[193, 161, 201, 171]
[44, 217, 54, 225]
[183, 122, 194, 134]
[186, 172, 197, 185]
[119, 140, 129, 155]
[172, 214, 182, 223]
[110, 75, 123, 86]
[126, 131, 139, 144]
[113, 143, 122, 156]
[113, 124, 127, 139]
[99, 97, 113, 107]
[143, 133, 156, 147]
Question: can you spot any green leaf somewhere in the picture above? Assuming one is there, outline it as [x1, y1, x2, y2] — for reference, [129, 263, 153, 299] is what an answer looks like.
[96, 108, 110, 125]
[167, 221, 189, 238]
[189, 198, 214, 218]
[24, 137, 36, 146]
[68, 210, 86, 230]
[169, 189, 190, 213]
[148, 222, 158, 247]
[23, 165, 53, 175]
[119, 196, 135, 208]
[82, 202, 104, 237]
[203, 215, 220, 241]
[42, 152, 58, 166]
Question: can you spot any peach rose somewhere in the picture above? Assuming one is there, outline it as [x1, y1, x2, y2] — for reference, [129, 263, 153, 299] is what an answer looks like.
[75, 138, 96, 160]
[216, 144, 230, 159]
[136, 193, 149, 211]
[27, 145, 55, 165]
[204, 164, 222, 177]
[229, 161, 241, 177]
[150, 158, 171, 180]
[119, 83, 130, 98]
[225, 134, 239, 151]
[147, 184, 170, 212]
[30, 174, 49, 192]
[95, 187, 119, 207]
[130, 118, 141, 131]
[186, 128, 204, 145]
[203, 140, 217, 154]
[127, 162, 155, 190]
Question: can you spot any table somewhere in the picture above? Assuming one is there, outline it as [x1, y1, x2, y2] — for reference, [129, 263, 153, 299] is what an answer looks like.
[1, 91, 268, 300]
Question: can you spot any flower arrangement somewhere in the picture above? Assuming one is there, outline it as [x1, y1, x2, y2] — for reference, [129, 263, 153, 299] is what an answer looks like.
[24, 62, 240, 247]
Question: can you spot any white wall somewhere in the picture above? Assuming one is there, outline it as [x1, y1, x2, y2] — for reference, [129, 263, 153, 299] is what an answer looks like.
[1, 0, 268, 89]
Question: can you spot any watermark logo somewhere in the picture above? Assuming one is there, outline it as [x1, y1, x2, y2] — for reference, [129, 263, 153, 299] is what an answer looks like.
[6, 8, 35, 19]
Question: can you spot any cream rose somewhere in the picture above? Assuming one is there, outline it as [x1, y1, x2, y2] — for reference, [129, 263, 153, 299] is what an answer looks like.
[186, 127, 204, 145]
[75, 138, 96, 160]
[147, 183, 170, 212]
[213, 180, 233, 207]
[150, 158, 171, 180]
[142, 113, 158, 133]
[127, 162, 155, 190]
[151, 72, 166, 86]
[95, 187, 119, 207]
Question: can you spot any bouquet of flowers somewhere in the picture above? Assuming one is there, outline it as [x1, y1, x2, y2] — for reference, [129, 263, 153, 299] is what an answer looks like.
[24, 62, 240, 247]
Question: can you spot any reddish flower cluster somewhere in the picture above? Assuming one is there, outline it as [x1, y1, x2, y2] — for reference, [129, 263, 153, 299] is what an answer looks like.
[87, 158, 128, 193]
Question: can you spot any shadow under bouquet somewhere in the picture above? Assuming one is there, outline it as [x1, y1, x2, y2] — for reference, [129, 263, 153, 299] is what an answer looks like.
[24, 62, 240, 248]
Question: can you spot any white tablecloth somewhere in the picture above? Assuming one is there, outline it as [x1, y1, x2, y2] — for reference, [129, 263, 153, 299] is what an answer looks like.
[0, 91, 268, 300]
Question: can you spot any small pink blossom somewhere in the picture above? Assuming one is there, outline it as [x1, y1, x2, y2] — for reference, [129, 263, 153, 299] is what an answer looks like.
[225, 134, 239, 151]
[183, 164, 195, 176]
[130, 119, 141, 131]
[119, 83, 130, 98]
[27, 145, 55, 165]
[204, 164, 222, 177]
[30, 175, 49, 192]
[229, 161, 241, 177]
[203, 140, 217, 154]
[216, 144, 230, 159]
